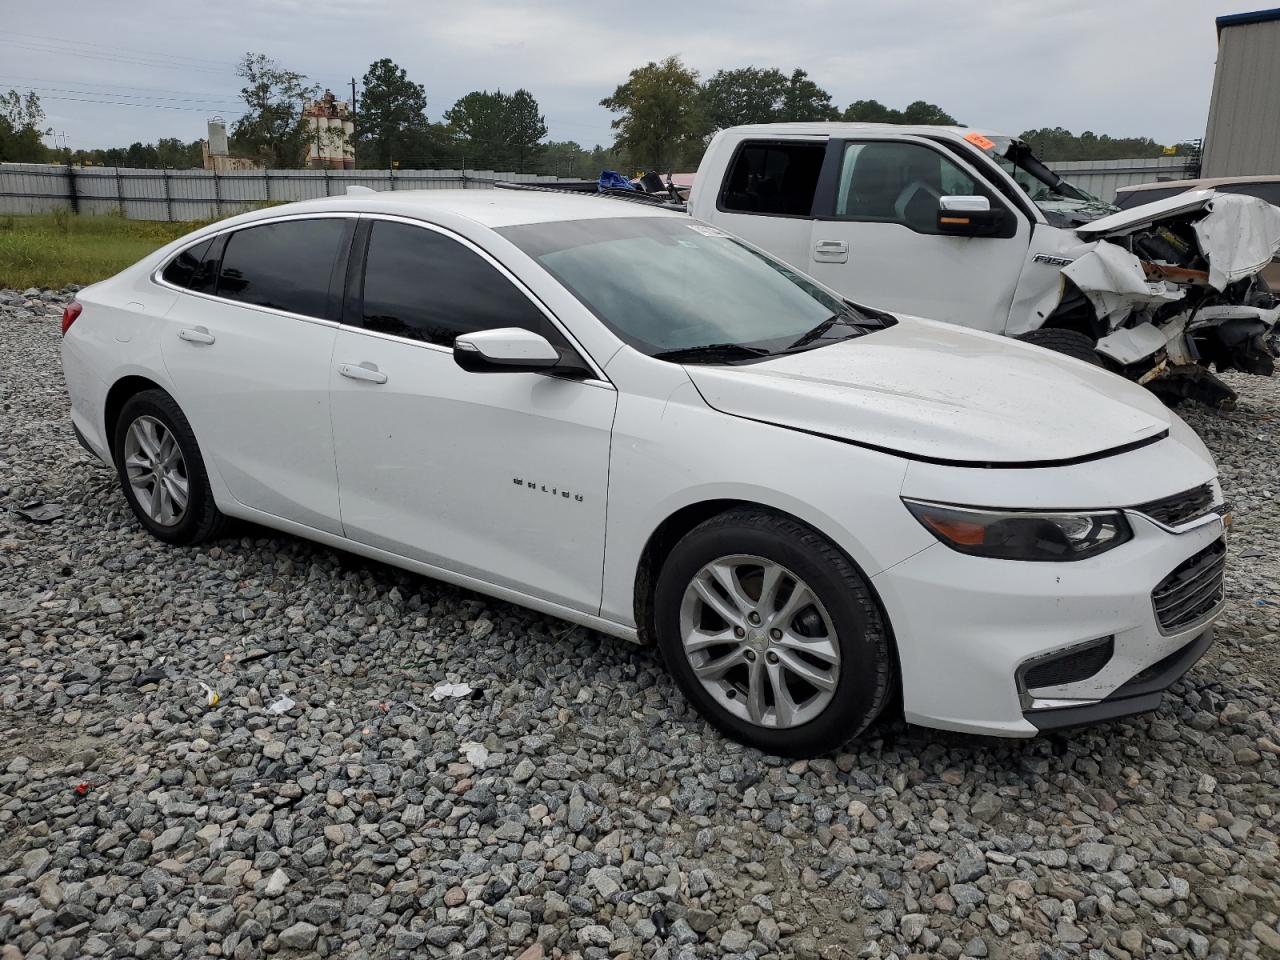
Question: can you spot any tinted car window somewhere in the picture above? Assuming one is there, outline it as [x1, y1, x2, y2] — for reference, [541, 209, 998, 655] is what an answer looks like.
[162, 237, 216, 292]
[359, 220, 550, 347]
[1219, 182, 1280, 206]
[1114, 186, 1186, 210]
[217, 219, 346, 318]
[719, 141, 825, 217]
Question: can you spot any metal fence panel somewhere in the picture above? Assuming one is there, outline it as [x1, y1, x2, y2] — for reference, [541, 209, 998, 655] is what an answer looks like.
[0, 163, 561, 221]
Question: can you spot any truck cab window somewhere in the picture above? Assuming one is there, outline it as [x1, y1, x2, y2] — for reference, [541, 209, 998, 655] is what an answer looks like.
[719, 141, 825, 217]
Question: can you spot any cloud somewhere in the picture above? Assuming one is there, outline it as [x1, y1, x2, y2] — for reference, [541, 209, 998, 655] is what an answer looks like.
[3, 0, 1219, 154]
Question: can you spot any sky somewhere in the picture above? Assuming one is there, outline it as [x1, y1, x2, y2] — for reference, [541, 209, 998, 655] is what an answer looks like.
[0, 0, 1238, 155]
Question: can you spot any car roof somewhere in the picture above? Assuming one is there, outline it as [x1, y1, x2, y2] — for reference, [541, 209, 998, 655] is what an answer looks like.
[1117, 174, 1280, 193]
[229, 188, 682, 229]
[720, 122, 1006, 142]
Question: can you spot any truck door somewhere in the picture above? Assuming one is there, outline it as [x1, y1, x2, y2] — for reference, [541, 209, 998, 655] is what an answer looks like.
[806, 135, 1031, 334]
[698, 138, 826, 271]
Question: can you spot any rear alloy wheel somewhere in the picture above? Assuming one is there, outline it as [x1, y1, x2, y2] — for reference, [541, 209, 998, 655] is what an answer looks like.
[113, 389, 225, 545]
[654, 509, 895, 756]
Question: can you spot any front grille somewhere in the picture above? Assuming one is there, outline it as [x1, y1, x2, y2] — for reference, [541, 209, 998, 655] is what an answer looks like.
[1133, 483, 1215, 527]
[1152, 538, 1226, 633]
[1022, 637, 1114, 689]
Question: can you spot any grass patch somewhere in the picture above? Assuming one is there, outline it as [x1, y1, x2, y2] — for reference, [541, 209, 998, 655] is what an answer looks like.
[0, 212, 214, 290]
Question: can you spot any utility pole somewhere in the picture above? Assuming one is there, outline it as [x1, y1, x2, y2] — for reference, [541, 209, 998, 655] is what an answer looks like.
[350, 77, 358, 167]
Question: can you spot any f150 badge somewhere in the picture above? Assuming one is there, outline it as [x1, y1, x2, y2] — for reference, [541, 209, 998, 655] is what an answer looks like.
[1032, 253, 1075, 267]
[513, 478, 584, 502]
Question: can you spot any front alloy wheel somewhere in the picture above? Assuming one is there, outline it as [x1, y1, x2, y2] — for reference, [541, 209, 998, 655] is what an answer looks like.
[679, 555, 840, 729]
[654, 509, 895, 756]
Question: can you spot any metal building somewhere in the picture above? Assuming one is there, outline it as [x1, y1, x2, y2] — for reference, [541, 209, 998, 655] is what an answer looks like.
[1202, 8, 1280, 177]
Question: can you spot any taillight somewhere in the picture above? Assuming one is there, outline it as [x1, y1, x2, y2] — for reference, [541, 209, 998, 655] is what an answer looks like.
[61, 300, 82, 335]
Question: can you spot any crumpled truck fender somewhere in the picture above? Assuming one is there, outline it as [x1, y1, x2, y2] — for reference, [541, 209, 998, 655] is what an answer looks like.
[1061, 240, 1185, 326]
[1005, 231, 1097, 337]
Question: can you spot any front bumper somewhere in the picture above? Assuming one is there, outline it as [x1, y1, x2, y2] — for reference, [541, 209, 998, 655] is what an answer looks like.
[871, 510, 1227, 737]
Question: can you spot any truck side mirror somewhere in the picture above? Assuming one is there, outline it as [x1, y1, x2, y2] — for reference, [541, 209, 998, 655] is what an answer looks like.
[937, 195, 1011, 237]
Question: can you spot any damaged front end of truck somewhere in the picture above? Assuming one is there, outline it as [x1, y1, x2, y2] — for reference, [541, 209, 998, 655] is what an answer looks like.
[1015, 190, 1280, 409]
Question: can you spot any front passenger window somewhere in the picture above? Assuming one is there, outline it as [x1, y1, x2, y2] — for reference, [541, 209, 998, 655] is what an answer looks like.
[835, 142, 988, 234]
[358, 221, 553, 347]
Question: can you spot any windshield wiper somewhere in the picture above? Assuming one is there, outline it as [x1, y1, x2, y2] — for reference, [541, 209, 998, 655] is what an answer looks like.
[786, 314, 854, 351]
[653, 343, 771, 364]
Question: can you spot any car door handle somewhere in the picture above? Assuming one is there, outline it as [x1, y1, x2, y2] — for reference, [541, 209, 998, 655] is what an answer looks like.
[178, 326, 215, 345]
[813, 240, 849, 263]
[338, 362, 388, 385]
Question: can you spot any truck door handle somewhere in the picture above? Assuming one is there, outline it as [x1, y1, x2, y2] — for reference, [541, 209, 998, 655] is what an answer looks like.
[178, 326, 215, 345]
[813, 240, 849, 263]
[338, 362, 388, 384]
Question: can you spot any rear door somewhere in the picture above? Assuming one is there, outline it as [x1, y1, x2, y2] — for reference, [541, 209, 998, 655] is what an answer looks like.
[159, 215, 353, 534]
[806, 135, 1031, 333]
[702, 138, 826, 270]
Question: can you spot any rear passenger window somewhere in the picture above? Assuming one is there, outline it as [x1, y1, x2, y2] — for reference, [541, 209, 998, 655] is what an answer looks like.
[719, 141, 825, 217]
[358, 221, 551, 347]
[216, 219, 346, 318]
[162, 238, 217, 292]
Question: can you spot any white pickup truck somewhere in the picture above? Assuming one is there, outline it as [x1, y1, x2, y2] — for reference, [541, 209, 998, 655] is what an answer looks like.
[687, 123, 1280, 408]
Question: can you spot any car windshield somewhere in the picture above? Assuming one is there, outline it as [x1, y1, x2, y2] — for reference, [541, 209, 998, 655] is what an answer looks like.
[498, 216, 889, 361]
[980, 136, 1119, 226]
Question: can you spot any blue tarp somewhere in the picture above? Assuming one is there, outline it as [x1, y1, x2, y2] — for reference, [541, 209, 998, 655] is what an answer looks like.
[598, 170, 635, 191]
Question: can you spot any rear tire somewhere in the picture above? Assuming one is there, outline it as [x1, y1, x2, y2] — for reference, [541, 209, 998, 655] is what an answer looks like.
[1016, 328, 1102, 366]
[653, 509, 894, 757]
[112, 389, 225, 545]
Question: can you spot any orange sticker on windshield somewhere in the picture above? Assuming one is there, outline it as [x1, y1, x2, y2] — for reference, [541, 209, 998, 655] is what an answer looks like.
[964, 132, 995, 151]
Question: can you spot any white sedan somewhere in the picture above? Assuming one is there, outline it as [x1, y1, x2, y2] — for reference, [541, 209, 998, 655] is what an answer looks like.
[60, 189, 1228, 756]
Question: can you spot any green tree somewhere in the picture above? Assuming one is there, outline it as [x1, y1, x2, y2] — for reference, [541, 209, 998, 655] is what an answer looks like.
[506, 88, 548, 168]
[842, 99, 901, 123]
[0, 89, 49, 163]
[780, 69, 838, 122]
[841, 98, 957, 125]
[601, 56, 706, 173]
[900, 100, 958, 125]
[445, 88, 547, 170]
[702, 67, 789, 129]
[1018, 127, 1167, 161]
[232, 52, 319, 168]
[357, 58, 442, 168]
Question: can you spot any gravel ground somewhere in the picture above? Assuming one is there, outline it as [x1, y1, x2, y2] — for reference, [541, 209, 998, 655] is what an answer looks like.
[1, 286, 1278, 960]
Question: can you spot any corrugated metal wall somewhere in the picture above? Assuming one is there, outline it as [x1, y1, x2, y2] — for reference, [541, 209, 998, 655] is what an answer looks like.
[1051, 156, 1196, 201]
[1202, 17, 1280, 177]
[0, 164, 560, 221]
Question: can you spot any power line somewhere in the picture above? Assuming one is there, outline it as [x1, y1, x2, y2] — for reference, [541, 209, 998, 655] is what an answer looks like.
[2, 30, 234, 68]
[34, 93, 245, 115]
[0, 39, 230, 75]
[0, 74, 243, 99]
[10, 84, 240, 109]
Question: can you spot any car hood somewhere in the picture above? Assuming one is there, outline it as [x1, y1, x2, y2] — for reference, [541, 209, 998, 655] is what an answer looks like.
[1074, 189, 1216, 238]
[684, 318, 1173, 465]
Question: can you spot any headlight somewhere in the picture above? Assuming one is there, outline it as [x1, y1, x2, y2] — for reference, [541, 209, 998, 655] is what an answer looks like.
[903, 499, 1132, 562]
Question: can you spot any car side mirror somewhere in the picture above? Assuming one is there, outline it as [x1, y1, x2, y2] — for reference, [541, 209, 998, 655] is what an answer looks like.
[937, 195, 1010, 237]
[453, 328, 562, 373]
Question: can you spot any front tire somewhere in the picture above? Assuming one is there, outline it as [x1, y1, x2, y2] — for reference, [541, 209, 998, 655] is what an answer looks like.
[1015, 328, 1102, 366]
[653, 509, 894, 756]
[112, 389, 225, 545]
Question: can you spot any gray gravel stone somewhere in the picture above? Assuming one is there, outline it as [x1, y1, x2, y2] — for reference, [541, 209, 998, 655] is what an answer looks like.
[0, 288, 1278, 957]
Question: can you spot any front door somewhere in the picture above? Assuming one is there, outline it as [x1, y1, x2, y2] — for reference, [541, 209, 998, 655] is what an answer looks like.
[329, 217, 617, 614]
[807, 135, 1031, 334]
